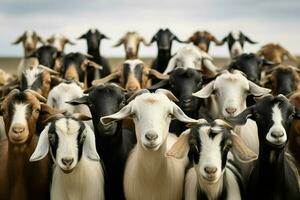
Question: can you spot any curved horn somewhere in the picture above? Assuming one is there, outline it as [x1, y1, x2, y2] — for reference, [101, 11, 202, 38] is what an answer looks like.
[25, 89, 47, 103]
[38, 64, 60, 75]
[92, 71, 121, 86]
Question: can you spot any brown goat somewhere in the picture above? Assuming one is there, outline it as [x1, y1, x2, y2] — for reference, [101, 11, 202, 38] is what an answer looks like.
[0, 89, 64, 200]
[257, 43, 298, 64]
[113, 32, 150, 59]
[46, 33, 74, 53]
[188, 31, 223, 52]
[289, 91, 300, 174]
[92, 59, 169, 93]
[262, 65, 300, 96]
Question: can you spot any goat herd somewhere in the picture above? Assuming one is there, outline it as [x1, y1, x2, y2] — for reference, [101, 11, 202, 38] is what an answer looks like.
[0, 28, 300, 200]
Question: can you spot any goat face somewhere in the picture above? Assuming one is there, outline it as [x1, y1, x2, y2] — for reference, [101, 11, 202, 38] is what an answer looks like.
[30, 117, 99, 173]
[188, 31, 221, 52]
[62, 53, 86, 81]
[47, 33, 74, 53]
[123, 59, 144, 92]
[67, 83, 126, 136]
[169, 69, 202, 112]
[78, 29, 108, 50]
[35, 45, 59, 69]
[263, 65, 300, 96]
[150, 29, 182, 51]
[222, 31, 256, 58]
[12, 30, 44, 55]
[193, 71, 270, 118]
[226, 95, 296, 149]
[228, 53, 273, 84]
[101, 90, 199, 151]
[0, 90, 44, 144]
[258, 43, 297, 64]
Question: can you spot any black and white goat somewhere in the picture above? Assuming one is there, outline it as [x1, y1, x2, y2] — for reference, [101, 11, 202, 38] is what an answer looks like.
[226, 95, 300, 200]
[30, 116, 104, 200]
[167, 119, 257, 200]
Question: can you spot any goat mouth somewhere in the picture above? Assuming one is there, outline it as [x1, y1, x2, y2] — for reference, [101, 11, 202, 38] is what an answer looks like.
[143, 143, 160, 150]
[60, 167, 75, 174]
[267, 140, 286, 148]
[201, 175, 219, 183]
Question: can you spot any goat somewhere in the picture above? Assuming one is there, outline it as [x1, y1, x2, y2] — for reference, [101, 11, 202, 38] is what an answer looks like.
[262, 64, 300, 96]
[167, 119, 257, 200]
[67, 83, 136, 199]
[163, 44, 218, 76]
[60, 52, 102, 88]
[193, 70, 270, 178]
[33, 45, 62, 71]
[226, 94, 300, 200]
[12, 30, 45, 76]
[150, 28, 186, 74]
[0, 89, 64, 200]
[288, 91, 300, 173]
[92, 59, 169, 94]
[30, 115, 104, 200]
[100, 89, 200, 200]
[78, 29, 111, 87]
[257, 43, 298, 64]
[113, 31, 150, 59]
[149, 68, 205, 135]
[20, 65, 60, 98]
[188, 31, 223, 52]
[46, 33, 74, 53]
[0, 69, 17, 86]
[220, 31, 257, 58]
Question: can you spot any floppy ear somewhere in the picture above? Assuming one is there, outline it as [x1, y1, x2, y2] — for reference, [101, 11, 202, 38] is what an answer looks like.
[192, 80, 215, 98]
[225, 106, 254, 126]
[78, 33, 87, 40]
[166, 129, 190, 159]
[140, 37, 151, 46]
[172, 102, 200, 124]
[66, 95, 88, 105]
[101, 34, 110, 40]
[83, 124, 100, 161]
[155, 89, 179, 102]
[243, 34, 257, 44]
[231, 131, 258, 163]
[65, 38, 75, 45]
[100, 103, 132, 125]
[37, 34, 46, 44]
[12, 33, 24, 44]
[30, 124, 50, 162]
[113, 38, 124, 47]
[148, 79, 170, 91]
[284, 49, 298, 62]
[148, 69, 169, 80]
[150, 34, 157, 43]
[219, 36, 228, 45]
[249, 81, 271, 96]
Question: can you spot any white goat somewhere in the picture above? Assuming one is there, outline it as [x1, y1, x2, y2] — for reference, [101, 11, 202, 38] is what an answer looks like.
[167, 119, 257, 200]
[163, 44, 218, 75]
[30, 117, 104, 200]
[101, 89, 200, 200]
[46, 33, 74, 53]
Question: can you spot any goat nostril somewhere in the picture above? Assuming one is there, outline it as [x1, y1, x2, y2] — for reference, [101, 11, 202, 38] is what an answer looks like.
[182, 98, 192, 103]
[12, 124, 25, 134]
[225, 107, 237, 114]
[271, 131, 284, 138]
[204, 166, 217, 174]
[145, 132, 158, 141]
[61, 157, 74, 166]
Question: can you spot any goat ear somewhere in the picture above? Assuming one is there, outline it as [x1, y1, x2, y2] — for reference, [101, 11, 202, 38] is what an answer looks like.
[83, 124, 100, 161]
[166, 129, 190, 159]
[231, 132, 258, 163]
[155, 89, 179, 102]
[225, 106, 254, 126]
[39, 103, 66, 125]
[37, 35, 46, 44]
[113, 38, 124, 47]
[172, 102, 200, 124]
[12, 33, 24, 45]
[192, 80, 215, 98]
[100, 103, 132, 125]
[148, 79, 170, 91]
[77, 33, 87, 40]
[249, 81, 271, 96]
[101, 34, 110, 40]
[148, 69, 169, 80]
[30, 124, 50, 162]
[65, 96, 88, 105]
[220, 36, 228, 45]
[65, 38, 75, 45]
[92, 71, 121, 86]
[244, 35, 257, 44]
[284, 49, 298, 62]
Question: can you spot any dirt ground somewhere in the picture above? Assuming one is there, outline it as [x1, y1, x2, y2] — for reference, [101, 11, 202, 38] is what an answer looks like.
[0, 57, 230, 74]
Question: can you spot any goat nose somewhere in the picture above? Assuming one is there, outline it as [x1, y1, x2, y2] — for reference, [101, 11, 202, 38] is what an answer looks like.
[12, 124, 25, 134]
[271, 131, 284, 139]
[182, 98, 192, 103]
[61, 157, 74, 167]
[225, 107, 237, 114]
[204, 166, 217, 175]
[145, 131, 158, 141]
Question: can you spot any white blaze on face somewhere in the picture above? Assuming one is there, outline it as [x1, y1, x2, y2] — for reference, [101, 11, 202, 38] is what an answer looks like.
[23, 67, 43, 88]
[52, 33, 64, 52]
[55, 118, 81, 170]
[11, 103, 28, 130]
[230, 31, 243, 58]
[126, 35, 138, 55]
[124, 59, 143, 72]
[196, 126, 223, 182]
[91, 28, 96, 34]
[25, 30, 34, 46]
[132, 93, 173, 150]
[266, 104, 287, 145]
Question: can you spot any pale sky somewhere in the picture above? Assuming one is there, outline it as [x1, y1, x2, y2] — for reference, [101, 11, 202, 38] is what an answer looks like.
[0, 0, 299, 57]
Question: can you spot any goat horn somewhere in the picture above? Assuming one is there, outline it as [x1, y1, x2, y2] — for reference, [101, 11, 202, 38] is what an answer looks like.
[92, 71, 121, 86]
[79, 52, 93, 58]
[25, 89, 47, 103]
[38, 65, 60, 75]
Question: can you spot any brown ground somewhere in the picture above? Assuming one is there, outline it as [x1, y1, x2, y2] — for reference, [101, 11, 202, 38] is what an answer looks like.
[0, 57, 230, 74]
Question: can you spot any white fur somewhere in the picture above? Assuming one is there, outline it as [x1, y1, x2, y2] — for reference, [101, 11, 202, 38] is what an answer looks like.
[124, 59, 143, 73]
[266, 104, 287, 145]
[11, 103, 28, 129]
[126, 36, 138, 55]
[164, 44, 217, 74]
[230, 31, 243, 58]
[23, 67, 43, 88]
[25, 30, 34, 46]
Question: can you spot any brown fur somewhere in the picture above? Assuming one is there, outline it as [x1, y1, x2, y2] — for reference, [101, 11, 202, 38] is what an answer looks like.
[188, 31, 222, 52]
[0, 90, 61, 200]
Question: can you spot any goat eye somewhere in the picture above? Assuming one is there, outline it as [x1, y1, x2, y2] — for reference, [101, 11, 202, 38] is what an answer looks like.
[120, 99, 126, 107]
[168, 113, 173, 118]
[289, 113, 295, 120]
[254, 112, 260, 119]
[35, 109, 40, 114]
